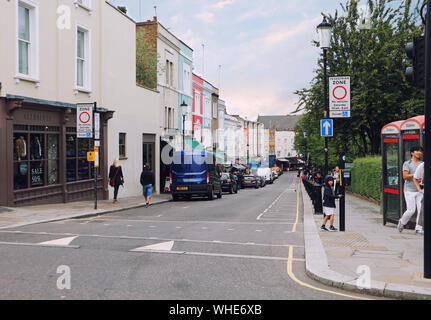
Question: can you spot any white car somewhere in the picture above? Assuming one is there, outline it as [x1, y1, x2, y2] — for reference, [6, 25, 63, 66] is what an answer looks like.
[257, 167, 274, 184]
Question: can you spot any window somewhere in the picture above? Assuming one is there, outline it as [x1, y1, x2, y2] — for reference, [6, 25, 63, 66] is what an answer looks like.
[17, 0, 39, 81]
[13, 125, 60, 190]
[76, 25, 91, 91]
[119, 133, 126, 158]
[212, 102, 218, 118]
[165, 60, 174, 86]
[66, 128, 94, 182]
[194, 92, 201, 114]
[183, 63, 191, 94]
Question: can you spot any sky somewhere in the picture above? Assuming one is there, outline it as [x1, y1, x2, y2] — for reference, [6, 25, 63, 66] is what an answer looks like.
[108, 0, 358, 120]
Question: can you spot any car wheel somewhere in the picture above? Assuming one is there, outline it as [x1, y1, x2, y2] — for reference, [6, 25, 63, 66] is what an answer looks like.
[234, 185, 238, 194]
[172, 194, 180, 201]
[217, 188, 222, 198]
[229, 186, 233, 194]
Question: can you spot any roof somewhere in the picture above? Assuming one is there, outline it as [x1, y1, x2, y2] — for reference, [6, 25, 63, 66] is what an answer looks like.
[257, 115, 300, 131]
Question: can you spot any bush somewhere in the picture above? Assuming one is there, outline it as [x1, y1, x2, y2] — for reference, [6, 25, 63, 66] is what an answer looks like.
[347, 156, 381, 201]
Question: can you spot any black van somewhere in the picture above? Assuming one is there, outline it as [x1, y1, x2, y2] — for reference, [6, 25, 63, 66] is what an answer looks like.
[170, 151, 223, 201]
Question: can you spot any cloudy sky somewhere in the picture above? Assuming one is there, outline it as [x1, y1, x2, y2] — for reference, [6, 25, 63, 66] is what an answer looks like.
[108, 0, 353, 120]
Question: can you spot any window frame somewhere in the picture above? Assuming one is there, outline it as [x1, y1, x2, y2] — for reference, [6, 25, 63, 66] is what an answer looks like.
[75, 24, 92, 93]
[119, 132, 127, 159]
[16, 0, 39, 83]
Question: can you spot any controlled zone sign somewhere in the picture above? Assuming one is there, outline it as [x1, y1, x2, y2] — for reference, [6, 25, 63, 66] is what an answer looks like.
[77, 103, 93, 138]
[320, 119, 333, 137]
[329, 76, 350, 118]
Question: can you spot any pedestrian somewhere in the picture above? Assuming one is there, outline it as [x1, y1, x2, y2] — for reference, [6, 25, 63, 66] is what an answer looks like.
[398, 146, 424, 233]
[140, 163, 155, 208]
[413, 161, 424, 234]
[321, 175, 342, 232]
[333, 166, 341, 194]
[109, 158, 124, 204]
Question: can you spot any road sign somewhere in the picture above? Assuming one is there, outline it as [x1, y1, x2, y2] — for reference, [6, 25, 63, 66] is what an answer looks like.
[87, 152, 95, 162]
[320, 119, 333, 137]
[329, 76, 350, 117]
[94, 112, 100, 140]
[330, 110, 351, 118]
[77, 103, 94, 138]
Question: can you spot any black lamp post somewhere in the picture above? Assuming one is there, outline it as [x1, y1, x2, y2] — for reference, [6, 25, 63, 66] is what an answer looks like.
[181, 101, 188, 151]
[317, 16, 333, 177]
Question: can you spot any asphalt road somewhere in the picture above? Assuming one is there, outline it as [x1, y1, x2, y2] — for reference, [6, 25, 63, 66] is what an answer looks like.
[0, 172, 383, 300]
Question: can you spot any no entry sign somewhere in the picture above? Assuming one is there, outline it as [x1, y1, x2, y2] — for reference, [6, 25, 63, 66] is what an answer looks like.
[329, 76, 350, 118]
[77, 103, 94, 138]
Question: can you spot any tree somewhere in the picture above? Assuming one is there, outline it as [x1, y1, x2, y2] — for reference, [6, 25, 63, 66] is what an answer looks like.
[117, 6, 127, 14]
[294, 0, 424, 168]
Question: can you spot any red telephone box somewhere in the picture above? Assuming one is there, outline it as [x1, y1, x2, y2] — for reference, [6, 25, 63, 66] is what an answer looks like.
[381, 120, 404, 225]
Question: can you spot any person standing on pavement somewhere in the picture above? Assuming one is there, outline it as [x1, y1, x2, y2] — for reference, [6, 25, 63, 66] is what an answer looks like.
[321, 175, 343, 232]
[398, 146, 424, 233]
[413, 161, 424, 234]
[333, 166, 341, 194]
[109, 158, 124, 204]
[140, 163, 155, 208]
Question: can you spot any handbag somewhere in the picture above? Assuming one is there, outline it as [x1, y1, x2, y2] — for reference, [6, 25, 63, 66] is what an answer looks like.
[110, 167, 120, 187]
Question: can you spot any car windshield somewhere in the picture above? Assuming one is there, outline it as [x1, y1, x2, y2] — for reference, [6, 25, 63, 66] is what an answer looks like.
[221, 173, 229, 179]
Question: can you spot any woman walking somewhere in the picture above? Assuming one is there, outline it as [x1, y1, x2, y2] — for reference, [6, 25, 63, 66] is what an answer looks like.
[109, 158, 124, 204]
[140, 163, 155, 208]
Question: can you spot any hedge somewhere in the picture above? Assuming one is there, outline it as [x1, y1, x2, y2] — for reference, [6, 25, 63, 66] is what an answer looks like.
[346, 156, 381, 201]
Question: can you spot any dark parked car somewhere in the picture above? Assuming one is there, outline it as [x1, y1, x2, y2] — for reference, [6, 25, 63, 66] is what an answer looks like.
[221, 173, 238, 194]
[242, 175, 259, 189]
[171, 151, 223, 201]
[257, 176, 266, 187]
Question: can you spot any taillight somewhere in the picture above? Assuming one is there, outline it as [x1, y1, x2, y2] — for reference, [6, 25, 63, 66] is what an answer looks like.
[227, 180, 231, 183]
[252, 179, 256, 182]
[169, 173, 172, 186]
[207, 172, 210, 184]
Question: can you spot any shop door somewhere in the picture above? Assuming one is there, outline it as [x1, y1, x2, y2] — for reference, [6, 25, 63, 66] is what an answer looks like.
[142, 134, 155, 191]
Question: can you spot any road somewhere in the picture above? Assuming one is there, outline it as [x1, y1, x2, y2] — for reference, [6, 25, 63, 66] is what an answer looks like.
[0, 173, 382, 300]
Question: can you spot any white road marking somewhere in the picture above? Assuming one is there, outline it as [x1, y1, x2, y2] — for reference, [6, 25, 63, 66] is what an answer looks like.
[131, 241, 175, 252]
[39, 236, 78, 246]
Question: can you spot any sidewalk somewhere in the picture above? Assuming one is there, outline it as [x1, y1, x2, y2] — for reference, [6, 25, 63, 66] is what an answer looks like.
[0, 194, 172, 230]
[301, 181, 431, 300]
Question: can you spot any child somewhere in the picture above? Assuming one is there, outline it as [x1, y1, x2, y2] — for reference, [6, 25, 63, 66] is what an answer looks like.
[321, 175, 342, 232]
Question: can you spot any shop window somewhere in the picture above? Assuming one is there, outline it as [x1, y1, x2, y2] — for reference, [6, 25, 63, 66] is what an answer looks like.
[66, 130, 94, 182]
[13, 127, 59, 190]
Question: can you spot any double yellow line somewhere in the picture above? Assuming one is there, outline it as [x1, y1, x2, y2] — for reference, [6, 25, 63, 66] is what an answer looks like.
[288, 181, 371, 300]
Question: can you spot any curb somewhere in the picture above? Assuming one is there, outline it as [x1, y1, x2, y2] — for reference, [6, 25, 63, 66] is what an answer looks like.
[300, 180, 431, 300]
[0, 199, 172, 230]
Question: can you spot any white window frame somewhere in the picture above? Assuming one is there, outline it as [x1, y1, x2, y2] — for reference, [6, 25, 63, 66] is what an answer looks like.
[16, 0, 39, 83]
[75, 24, 92, 93]
[183, 63, 191, 94]
[194, 91, 201, 115]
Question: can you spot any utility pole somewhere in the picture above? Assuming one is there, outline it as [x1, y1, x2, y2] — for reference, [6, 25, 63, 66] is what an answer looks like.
[424, 1, 431, 279]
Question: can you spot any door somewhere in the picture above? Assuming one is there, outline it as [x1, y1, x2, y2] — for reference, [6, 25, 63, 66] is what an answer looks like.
[382, 137, 401, 225]
[142, 134, 155, 191]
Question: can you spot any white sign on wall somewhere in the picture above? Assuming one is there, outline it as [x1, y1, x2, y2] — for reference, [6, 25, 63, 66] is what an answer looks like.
[329, 76, 350, 118]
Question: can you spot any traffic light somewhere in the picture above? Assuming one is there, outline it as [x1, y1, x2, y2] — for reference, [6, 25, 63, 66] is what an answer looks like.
[405, 35, 425, 89]
[339, 152, 346, 169]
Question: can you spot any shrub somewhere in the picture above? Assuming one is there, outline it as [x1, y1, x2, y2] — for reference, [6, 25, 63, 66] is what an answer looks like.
[347, 156, 381, 201]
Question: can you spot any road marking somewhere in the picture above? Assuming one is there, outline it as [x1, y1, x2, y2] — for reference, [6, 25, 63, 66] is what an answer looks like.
[257, 186, 292, 220]
[131, 241, 175, 252]
[292, 182, 300, 233]
[286, 246, 371, 300]
[0, 241, 79, 249]
[39, 236, 78, 246]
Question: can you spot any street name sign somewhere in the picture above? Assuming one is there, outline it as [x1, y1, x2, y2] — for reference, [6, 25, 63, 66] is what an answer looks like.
[329, 76, 350, 118]
[77, 103, 93, 138]
[320, 119, 333, 137]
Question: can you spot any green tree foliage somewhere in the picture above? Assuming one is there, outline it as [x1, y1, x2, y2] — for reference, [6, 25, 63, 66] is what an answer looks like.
[117, 6, 127, 14]
[136, 28, 159, 89]
[294, 0, 424, 169]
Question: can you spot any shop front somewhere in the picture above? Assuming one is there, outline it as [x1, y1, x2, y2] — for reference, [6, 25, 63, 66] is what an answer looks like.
[0, 96, 113, 207]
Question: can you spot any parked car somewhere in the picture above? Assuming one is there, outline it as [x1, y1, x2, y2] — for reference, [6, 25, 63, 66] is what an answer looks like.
[221, 172, 238, 194]
[272, 170, 279, 180]
[257, 176, 266, 187]
[257, 167, 274, 184]
[170, 151, 223, 201]
[242, 175, 259, 189]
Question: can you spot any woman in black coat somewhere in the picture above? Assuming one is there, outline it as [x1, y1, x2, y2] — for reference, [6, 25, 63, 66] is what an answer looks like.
[109, 158, 124, 204]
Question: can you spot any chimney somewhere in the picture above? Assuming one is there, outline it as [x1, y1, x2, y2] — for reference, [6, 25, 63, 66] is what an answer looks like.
[153, 16, 157, 21]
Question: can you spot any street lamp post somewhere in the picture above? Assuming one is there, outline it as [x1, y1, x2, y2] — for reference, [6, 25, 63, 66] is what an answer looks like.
[317, 16, 333, 177]
[181, 101, 188, 151]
